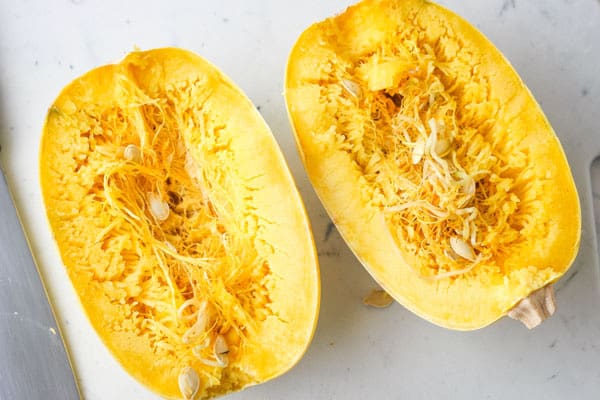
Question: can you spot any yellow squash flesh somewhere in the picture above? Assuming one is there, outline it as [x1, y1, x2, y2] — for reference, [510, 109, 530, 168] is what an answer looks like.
[285, 0, 580, 330]
[41, 48, 319, 399]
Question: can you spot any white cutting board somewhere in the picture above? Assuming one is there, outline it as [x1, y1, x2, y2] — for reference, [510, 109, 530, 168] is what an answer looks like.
[1, 0, 599, 399]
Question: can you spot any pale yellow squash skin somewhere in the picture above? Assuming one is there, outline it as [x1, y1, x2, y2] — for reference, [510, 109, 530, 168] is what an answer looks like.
[41, 48, 319, 399]
[285, 0, 580, 330]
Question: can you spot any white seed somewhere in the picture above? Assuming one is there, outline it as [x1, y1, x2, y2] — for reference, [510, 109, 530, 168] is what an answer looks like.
[123, 144, 142, 163]
[450, 237, 476, 261]
[178, 366, 200, 400]
[148, 193, 170, 222]
[341, 79, 362, 98]
[214, 335, 229, 355]
[363, 289, 394, 308]
[214, 335, 229, 367]
[434, 137, 452, 157]
[412, 138, 425, 164]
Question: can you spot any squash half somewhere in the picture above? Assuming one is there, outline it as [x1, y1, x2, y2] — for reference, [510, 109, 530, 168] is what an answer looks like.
[41, 48, 319, 399]
[284, 0, 580, 330]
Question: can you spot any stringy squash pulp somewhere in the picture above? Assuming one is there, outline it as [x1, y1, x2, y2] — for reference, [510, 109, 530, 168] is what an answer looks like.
[41, 48, 319, 399]
[285, 0, 580, 329]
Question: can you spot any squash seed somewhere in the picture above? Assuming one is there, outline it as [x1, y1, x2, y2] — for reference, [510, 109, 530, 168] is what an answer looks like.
[363, 289, 394, 308]
[148, 192, 170, 222]
[434, 137, 452, 157]
[178, 366, 200, 400]
[123, 144, 142, 163]
[449, 237, 475, 261]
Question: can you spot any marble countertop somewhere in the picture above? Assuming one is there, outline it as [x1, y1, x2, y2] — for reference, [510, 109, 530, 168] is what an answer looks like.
[1, 0, 600, 399]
